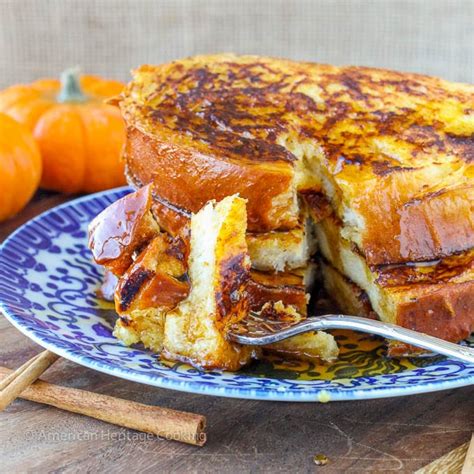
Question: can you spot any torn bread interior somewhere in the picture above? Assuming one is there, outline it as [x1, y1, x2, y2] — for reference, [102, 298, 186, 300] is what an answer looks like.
[163, 194, 257, 369]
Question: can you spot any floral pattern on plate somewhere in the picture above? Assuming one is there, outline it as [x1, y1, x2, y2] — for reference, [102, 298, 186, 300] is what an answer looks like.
[0, 187, 472, 402]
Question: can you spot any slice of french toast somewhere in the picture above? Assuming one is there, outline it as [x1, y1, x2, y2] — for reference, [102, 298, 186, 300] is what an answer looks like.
[110, 194, 257, 369]
[118, 54, 474, 265]
[316, 216, 474, 344]
[112, 232, 190, 353]
[88, 184, 159, 276]
[162, 194, 257, 370]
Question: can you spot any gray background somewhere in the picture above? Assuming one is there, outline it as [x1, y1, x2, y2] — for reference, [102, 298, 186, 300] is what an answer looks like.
[0, 0, 473, 88]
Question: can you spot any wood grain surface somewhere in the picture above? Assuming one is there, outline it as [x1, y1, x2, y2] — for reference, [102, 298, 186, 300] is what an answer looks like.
[0, 192, 473, 473]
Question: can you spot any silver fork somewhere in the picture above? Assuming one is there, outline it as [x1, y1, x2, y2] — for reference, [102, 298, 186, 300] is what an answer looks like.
[228, 312, 474, 364]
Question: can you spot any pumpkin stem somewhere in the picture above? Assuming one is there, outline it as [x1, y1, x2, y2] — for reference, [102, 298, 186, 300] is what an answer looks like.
[57, 67, 87, 103]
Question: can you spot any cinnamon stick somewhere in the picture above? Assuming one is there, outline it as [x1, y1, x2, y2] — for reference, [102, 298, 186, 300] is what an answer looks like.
[0, 350, 59, 411]
[0, 352, 43, 391]
[0, 366, 206, 446]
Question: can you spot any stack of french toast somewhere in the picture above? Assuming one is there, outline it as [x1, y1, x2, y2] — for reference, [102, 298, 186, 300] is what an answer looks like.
[88, 54, 473, 370]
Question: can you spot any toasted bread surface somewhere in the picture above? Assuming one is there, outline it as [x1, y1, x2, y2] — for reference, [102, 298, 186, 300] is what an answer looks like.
[88, 185, 159, 275]
[114, 233, 190, 314]
[120, 54, 474, 264]
[125, 125, 298, 232]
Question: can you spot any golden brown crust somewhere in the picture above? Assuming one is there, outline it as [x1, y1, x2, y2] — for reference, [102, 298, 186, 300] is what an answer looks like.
[120, 54, 474, 264]
[358, 182, 474, 265]
[215, 253, 250, 331]
[317, 213, 473, 347]
[150, 194, 191, 236]
[88, 185, 159, 275]
[125, 126, 297, 232]
[317, 213, 474, 287]
[321, 260, 473, 351]
[388, 280, 474, 356]
[248, 270, 307, 314]
[392, 280, 474, 344]
[374, 249, 474, 287]
[101, 264, 309, 318]
[115, 234, 190, 315]
[162, 195, 256, 370]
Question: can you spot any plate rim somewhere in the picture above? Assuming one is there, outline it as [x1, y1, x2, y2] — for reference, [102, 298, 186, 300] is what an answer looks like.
[0, 187, 473, 402]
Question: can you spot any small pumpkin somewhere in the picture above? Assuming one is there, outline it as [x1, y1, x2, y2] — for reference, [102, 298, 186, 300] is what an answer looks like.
[0, 113, 42, 221]
[0, 69, 126, 193]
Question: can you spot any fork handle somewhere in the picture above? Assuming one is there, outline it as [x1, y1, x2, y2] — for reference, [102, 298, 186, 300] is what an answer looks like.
[230, 314, 474, 364]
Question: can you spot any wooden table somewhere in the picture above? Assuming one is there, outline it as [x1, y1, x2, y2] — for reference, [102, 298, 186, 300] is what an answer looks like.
[1, 192, 473, 473]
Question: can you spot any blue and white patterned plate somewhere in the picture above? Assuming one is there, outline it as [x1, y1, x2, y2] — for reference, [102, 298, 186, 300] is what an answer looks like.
[0, 187, 472, 402]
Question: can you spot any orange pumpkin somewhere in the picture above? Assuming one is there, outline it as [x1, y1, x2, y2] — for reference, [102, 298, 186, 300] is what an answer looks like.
[0, 69, 126, 193]
[0, 113, 42, 221]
